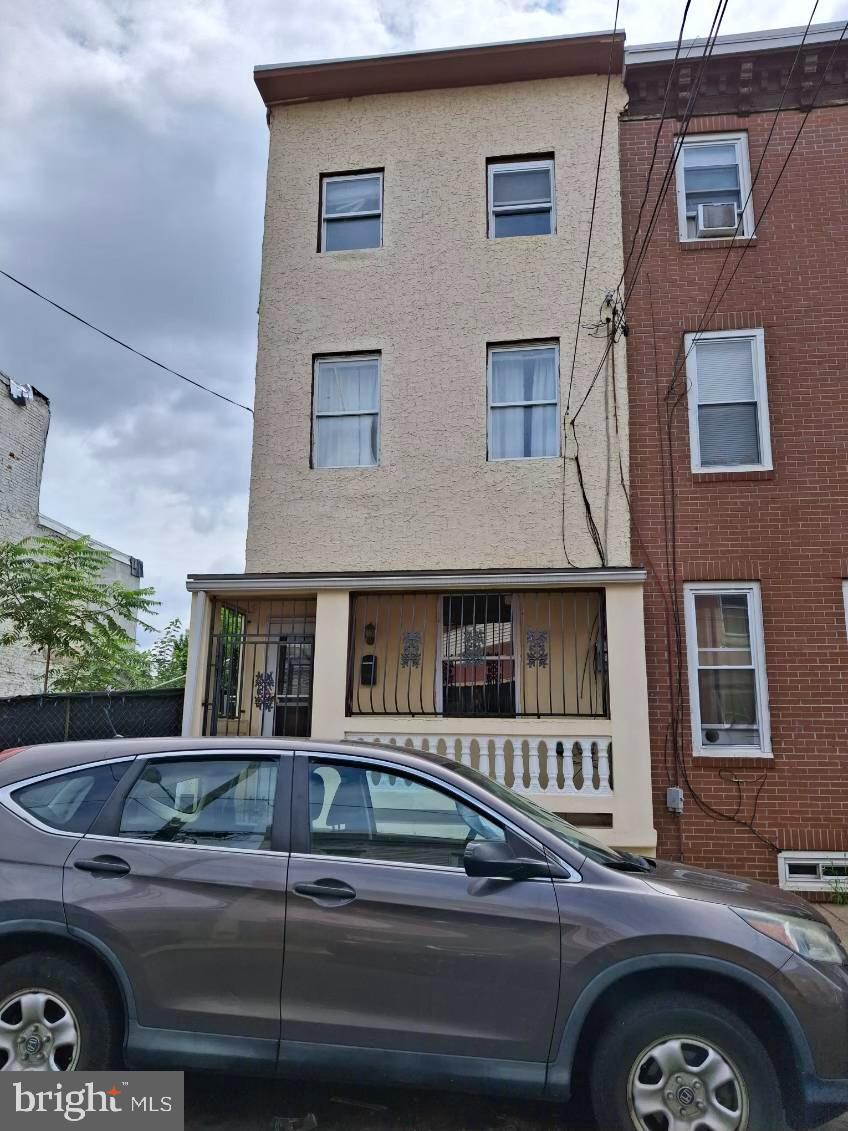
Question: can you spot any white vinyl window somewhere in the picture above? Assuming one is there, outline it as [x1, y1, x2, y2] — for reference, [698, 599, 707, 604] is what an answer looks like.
[312, 354, 380, 468]
[684, 582, 771, 757]
[675, 132, 754, 241]
[487, 343, 560, 461]
[320, 172, 383, 252]
[488, 159, 555, 238]
[778, 852, 848, 893]
[685, 329, 771, 472]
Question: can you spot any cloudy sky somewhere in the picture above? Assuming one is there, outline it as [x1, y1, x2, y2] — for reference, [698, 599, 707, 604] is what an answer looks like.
[2, 0, 846, 642]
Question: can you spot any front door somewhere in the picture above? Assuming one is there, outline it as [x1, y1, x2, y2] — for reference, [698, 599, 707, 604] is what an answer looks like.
[281, 753, 561, 1063]
[64, 752, 290, 1064]
[260, 619, 315, 738]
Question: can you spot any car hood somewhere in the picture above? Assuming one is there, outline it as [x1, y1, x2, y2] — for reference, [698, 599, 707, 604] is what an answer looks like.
[641, 859, 827, 922]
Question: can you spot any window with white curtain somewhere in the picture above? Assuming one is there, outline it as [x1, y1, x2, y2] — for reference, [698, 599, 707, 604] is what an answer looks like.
[685, 329, 771, 472]
[312, 355, 380, 468]
[487, 159, 555, 238]
[487, 343, 560, 461]
[320, 172, 383, 252]
[684, 582, 771, 756]
[675, 132, 754, 240]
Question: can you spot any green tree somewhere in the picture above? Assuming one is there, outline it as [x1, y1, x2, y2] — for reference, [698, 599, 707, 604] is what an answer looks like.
[52, 619, 188, 694]
[0, 535, 157, 693]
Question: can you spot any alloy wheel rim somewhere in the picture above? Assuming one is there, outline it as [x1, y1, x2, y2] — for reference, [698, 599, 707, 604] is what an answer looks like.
[626, 1034, 748, 1131]
[0, 989, 80, 1071]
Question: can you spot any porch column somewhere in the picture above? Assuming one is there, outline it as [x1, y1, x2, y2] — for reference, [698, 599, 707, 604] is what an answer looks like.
[182, 591, 212, 736]
[604, 582, 657, 854]
[310, 589, 350, 741]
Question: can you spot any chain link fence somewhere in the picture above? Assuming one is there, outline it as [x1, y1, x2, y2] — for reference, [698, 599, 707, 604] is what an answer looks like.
[0, 689, 184, 748]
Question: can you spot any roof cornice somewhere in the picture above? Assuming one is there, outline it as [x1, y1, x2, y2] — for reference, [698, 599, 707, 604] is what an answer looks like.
[624, 20, 848, 118]
[254, 30, 625, 108]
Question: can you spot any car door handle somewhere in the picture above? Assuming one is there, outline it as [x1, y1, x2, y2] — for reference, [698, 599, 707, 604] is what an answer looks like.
[73, 856, 131, 876]
[293, 880, 356, 902]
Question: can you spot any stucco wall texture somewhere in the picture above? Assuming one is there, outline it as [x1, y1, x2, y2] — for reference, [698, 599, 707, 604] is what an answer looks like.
[247, 74, 629, 574]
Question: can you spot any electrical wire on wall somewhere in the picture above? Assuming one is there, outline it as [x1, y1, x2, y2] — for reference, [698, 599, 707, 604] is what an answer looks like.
[560, 0, 619, 566]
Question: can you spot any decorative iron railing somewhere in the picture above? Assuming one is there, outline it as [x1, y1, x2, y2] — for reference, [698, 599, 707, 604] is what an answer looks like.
[347, 590, 608, 718]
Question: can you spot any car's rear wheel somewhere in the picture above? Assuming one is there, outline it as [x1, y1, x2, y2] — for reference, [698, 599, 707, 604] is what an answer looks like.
[0, 952, 120, 1071]
[589, 992, 788, 1131]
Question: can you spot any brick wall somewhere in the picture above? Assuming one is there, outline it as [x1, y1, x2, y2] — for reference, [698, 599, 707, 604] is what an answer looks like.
[619, 106, 848, 882]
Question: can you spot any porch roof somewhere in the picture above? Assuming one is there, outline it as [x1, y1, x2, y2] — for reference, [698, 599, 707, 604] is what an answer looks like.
[186, 566, 647, 595]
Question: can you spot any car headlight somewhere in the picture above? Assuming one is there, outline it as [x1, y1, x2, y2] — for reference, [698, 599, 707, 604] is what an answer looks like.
[734, 907, 847, 965]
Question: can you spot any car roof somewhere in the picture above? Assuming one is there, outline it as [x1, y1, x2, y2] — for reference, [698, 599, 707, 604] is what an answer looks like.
[0, 736, 449, 789]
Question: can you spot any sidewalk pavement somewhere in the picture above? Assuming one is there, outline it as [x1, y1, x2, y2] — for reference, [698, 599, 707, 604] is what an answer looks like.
[823, 903, 848, 946]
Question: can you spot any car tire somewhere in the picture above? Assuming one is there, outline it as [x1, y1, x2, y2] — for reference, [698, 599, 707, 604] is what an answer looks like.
[589, 991, 788, 1131]
[0, 951, 121, 1071]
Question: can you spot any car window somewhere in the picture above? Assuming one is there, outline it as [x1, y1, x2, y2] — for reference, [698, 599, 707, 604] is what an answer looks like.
[308, 761, 505, 867]
[11, 762, 129, 834]
[119, 758, 277, 850]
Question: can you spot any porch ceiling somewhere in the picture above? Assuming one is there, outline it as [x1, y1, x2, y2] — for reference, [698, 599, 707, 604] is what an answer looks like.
[186, 566, 647, 595]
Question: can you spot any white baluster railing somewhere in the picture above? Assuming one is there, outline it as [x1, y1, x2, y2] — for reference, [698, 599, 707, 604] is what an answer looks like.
[346, 733, 613, 797]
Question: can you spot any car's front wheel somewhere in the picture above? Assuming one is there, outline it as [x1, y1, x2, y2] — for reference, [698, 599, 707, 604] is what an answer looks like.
[0, 952, 119, 1071]
[590, 992, 788, 1131]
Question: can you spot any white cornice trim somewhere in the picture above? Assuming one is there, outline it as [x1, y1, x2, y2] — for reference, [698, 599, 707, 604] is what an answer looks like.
[186, 568, 647, 594]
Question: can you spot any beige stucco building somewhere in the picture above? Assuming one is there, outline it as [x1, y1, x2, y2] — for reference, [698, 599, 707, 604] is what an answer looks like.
[184, 31, 656, 852]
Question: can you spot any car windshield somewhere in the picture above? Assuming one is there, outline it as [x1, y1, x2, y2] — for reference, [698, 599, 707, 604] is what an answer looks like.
[444, 760, 628, 865]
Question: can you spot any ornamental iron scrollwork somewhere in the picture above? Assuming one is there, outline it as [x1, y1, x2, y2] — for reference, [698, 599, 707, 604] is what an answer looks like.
[458, 627, 486, 662]
[400, 631, 422, 668]
[254, 671, 275, 711]
[526, 629, 549, 669]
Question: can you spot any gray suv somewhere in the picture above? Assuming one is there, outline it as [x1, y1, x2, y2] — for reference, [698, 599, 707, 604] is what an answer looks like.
[0, 738, 846, 1131]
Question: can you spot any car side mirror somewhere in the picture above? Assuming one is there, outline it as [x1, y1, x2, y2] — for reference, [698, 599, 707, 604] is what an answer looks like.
[463, 839, 549, 881]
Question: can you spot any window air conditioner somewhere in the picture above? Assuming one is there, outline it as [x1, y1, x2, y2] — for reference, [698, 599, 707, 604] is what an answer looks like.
[697, 202, 740, 237]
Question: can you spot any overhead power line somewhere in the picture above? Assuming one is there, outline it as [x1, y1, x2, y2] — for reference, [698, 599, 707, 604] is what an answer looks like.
[570, 0, 731, 428]
[0, 268, 254, 415]
[665, 8, 845, 401]
[563, 0, 621, 418]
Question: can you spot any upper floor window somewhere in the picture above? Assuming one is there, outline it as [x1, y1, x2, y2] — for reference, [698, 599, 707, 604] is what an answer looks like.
[685, 329, 771, 472]
[320, 172, 383, 252]
[675, 132, 754, 241]
[487, 342, 560, 461]
[487, 158, 555, 238]
[312, 354, 380, 468]
[684, 582, 770, 756]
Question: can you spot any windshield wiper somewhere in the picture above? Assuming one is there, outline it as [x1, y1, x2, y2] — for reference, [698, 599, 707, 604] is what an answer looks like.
[601, 851, 654, 873]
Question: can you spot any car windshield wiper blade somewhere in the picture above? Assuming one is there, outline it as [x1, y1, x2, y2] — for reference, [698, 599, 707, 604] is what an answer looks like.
[601, 852, 653, 873]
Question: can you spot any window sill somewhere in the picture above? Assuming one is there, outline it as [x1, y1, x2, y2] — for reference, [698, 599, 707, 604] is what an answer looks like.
[310, 463, 380, 471]
[680, 236, 757, 251]
[487, 454, 561, 463]
[693, 749, 773, 761]
[691, 468, 774, 483]
[318, 247, 384, 257]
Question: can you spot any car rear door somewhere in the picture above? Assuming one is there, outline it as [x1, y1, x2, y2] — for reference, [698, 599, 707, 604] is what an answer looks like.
[63, 750, 291, 1069]
[280, 751, 561, 1068]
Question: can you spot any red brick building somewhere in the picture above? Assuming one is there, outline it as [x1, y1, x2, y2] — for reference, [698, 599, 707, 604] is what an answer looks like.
[620, 22, 848, 890]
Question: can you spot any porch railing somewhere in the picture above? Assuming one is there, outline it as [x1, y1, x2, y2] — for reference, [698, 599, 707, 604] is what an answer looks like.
[347, 589, 609, 718]
[345, 732, 613, 797]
